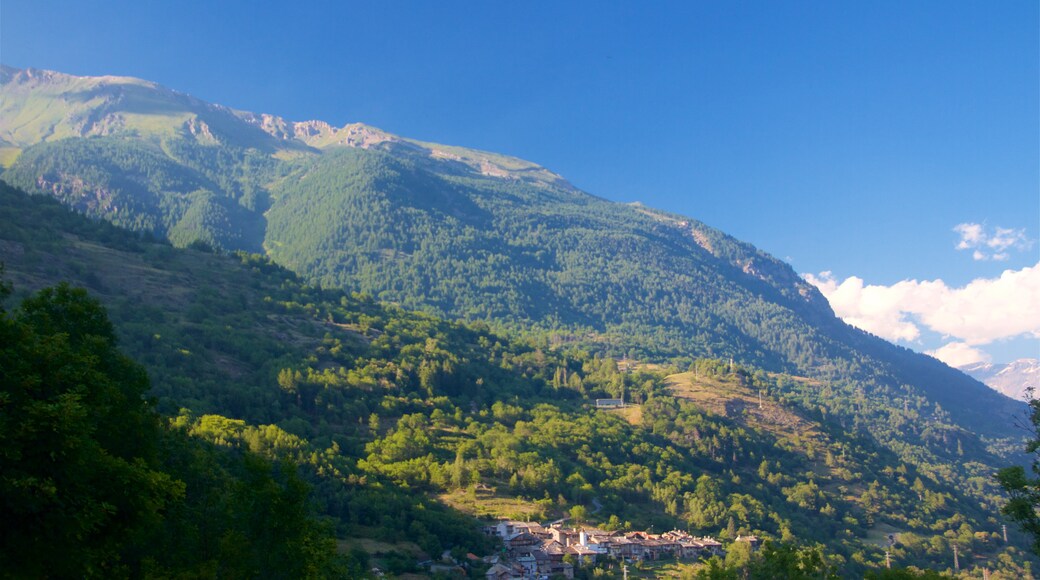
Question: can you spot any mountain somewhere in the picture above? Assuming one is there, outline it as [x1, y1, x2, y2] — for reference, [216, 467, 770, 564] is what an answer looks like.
[960, 359, 1040, 401]
[2, 181, 1036, 577]
[0, 66, 1023, 438]
[2, 65, 1038, 574]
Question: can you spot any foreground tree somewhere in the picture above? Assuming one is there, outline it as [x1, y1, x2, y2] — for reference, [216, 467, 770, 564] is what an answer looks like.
[996, 395, 1040, 555]
[0, 283, 340, 577]
[0, 284, 181, 576]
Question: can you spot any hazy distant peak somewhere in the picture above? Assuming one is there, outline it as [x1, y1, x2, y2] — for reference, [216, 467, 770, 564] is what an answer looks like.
[959, 358, 1040, 401]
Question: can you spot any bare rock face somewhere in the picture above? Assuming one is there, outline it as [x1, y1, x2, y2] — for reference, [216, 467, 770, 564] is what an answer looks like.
[250, 113, 296, 141]
[34, 172, 118, 214]
[185, 117, 218, 144]
[290, 120, 336, 141]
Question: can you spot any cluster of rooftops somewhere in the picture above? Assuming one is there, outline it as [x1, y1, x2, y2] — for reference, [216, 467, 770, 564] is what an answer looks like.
[481, 520, 757, 579]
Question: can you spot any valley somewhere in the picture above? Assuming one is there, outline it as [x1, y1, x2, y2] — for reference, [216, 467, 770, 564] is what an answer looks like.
[0, 66, 1036, 578]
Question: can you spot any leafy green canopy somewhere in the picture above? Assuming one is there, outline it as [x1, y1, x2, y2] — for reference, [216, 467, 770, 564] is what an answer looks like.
[0, 283, 341, 578]
[997, 396, 1040, 555]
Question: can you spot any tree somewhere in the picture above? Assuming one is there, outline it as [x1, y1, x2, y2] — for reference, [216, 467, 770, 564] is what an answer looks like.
[0, 284, 181, 577]
[0, 284, 340, 577]
[690, 556, 738, 579]
[996, 396, 1040, 554]
[749, 542, 839, 579]
[569, 504, 588, 524]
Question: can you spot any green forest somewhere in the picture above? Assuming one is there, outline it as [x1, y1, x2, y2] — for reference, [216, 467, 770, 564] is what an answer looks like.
[0, 282, 341, 577]
[1, 183, 1035, 578]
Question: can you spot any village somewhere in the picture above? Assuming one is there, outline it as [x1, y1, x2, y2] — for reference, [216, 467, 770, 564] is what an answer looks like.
[472, 520, 757, 579]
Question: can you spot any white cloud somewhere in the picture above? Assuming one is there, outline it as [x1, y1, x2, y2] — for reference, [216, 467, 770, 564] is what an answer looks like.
[926, 342, 992, 367]
[804, 263, 1040, 348]
[803, 272, 922, 341]
[954, 222, 1032, 261]
[954, 223, 985, 250]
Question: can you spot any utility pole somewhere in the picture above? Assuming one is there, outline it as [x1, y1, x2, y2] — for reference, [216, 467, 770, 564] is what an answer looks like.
[758, 390, 763, 409]
[622, 560, 628, 580]
[884, 551, 891, 569]
[1002, 523, 1008, 543]
[952, 543, 959, 572]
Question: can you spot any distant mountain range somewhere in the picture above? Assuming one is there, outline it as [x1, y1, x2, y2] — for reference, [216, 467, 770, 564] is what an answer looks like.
[960, 359, 1040, 401]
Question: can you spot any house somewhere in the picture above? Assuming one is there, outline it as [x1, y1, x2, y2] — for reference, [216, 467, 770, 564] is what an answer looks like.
[540, 539, 568, 561]
[494, 520, 549, 539]
[532, 551, 553, 576]
[662, 531, 701, 559]
[504, 531, 541, 555]
[583, 527, 616, 543]
[550, 526, 576, 546]
[598, 535, 643, 560]
[485, 563, 518, 580]
[595, 398, 624, 409]
[567, 543, 599, 565]
[697, 537, 725, 557]
[516, 555, 537, 577]
[641, 538, 680, 560]
[525, 523, 551, 538]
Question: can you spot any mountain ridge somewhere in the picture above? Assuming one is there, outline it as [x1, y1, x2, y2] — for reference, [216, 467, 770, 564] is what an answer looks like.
[0, 65, 573, 190]
[0, 65, 1024, 443]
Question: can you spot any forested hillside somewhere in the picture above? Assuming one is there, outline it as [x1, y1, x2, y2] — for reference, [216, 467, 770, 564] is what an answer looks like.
[0, 67, 1022, 444]
[1, 183, 1034, 577]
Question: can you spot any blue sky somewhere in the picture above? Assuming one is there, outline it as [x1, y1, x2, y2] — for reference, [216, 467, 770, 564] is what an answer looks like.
[3, 1, 1038, 364]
